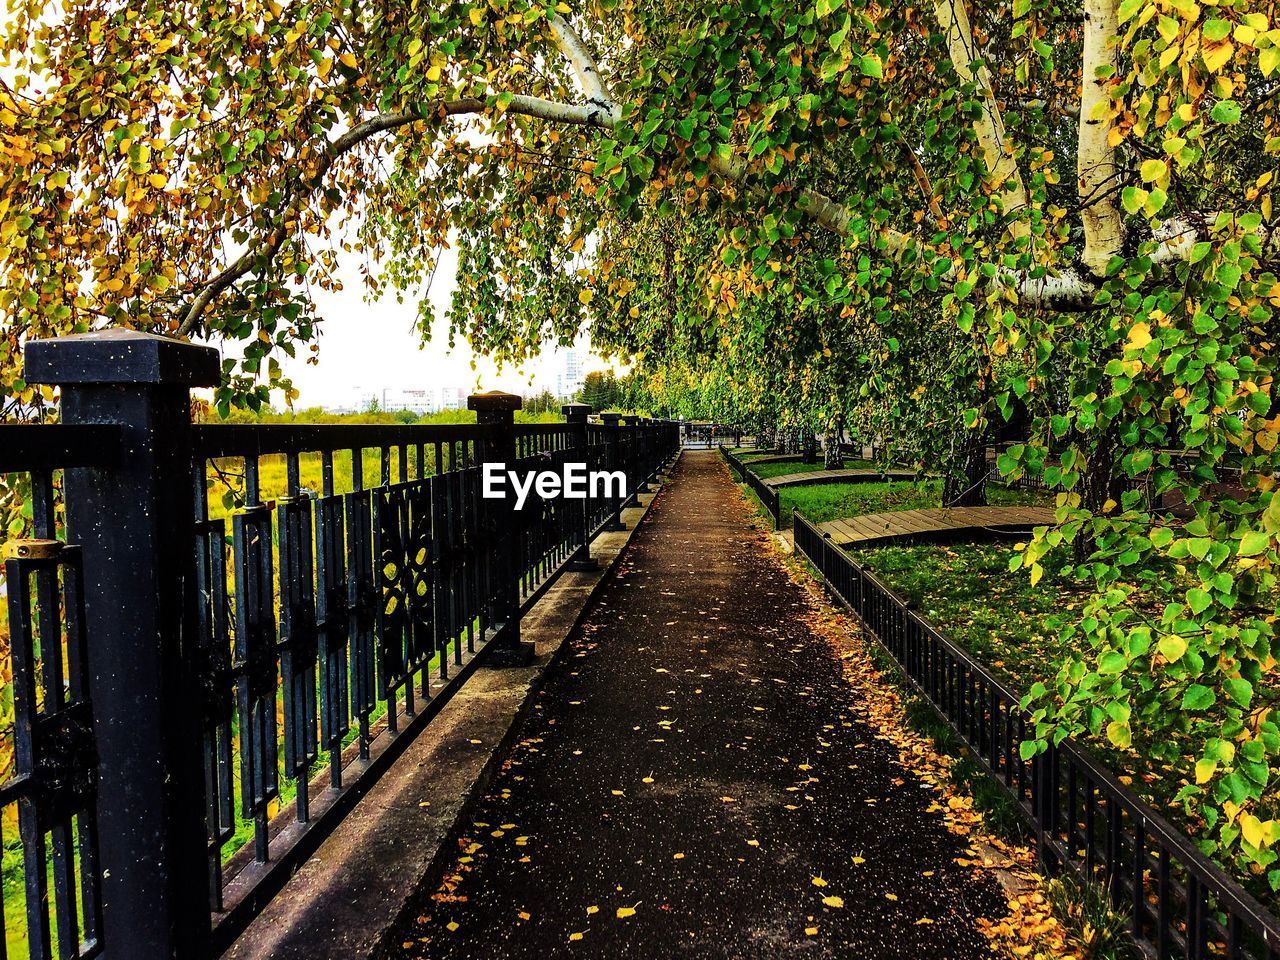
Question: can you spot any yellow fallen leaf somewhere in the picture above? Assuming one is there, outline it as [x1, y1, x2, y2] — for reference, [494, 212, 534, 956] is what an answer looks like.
[447, 921, 459, 932]
[822, 896, 844, 909]
[811, 877, 828, 887]
[805, 927, 819, 936]
[587, 906, 599, 915]
[617, 906, 637, 919]
[518, 911, 531, 921]
[569, 931, 584, 942]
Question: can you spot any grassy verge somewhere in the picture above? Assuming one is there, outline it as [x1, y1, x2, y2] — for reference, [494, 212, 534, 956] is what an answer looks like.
[858, 541, 1081, 693]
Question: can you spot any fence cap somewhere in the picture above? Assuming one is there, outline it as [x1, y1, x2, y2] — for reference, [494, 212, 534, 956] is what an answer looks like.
[467, 390, 522, 413]
[25, 329, 220, 387]
[599, 411, 623, 424]
[561, 402, 591, 421]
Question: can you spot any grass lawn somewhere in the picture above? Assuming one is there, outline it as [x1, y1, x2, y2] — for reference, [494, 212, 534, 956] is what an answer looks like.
[783, 479, 940, 523]
[857, 541, 1081, 693]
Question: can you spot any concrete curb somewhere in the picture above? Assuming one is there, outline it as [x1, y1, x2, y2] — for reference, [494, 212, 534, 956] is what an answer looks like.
[220, 456, 680, 960]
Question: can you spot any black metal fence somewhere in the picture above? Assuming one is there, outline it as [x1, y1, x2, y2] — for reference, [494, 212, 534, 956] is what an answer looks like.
[0, 332, 680, 959]
[719, 447, 780, 529]
[793, 512, 1280, 960]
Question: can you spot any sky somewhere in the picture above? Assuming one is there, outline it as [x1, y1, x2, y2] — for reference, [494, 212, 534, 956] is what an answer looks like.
[217, 242, 610, 410]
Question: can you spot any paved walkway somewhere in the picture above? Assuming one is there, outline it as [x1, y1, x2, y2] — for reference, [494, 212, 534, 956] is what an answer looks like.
[382, 452, 1003, 959]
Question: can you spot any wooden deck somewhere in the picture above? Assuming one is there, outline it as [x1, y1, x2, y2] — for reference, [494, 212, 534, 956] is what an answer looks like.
[764, 468, 921, 489]
[816, 505, 1055, 547]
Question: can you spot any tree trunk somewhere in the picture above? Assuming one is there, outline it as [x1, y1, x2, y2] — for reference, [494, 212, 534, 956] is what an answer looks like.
[802, 430, 818, 464]
[824, 424, 844, 469]
[1075, 430, 1125, 562]
[944, 431, 989, 507]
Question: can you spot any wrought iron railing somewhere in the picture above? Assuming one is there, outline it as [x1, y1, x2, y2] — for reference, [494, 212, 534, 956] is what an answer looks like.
[0, 425, 120, 960]
[0, 330, 681, 959]
[793, 511, 1280, 960]
[719, 447, 781, 529]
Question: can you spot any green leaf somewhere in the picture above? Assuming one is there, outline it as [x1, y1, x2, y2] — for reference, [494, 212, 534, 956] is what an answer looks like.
[1240, 530, 1271, 557]
[1224, 678, 1254, 708]
[1182, 685, 1216, 710]
[1211, 100, 1242, 125]
[1187, 588, 1213, 615]
[1099, 651, 1128, 674]
[859, 54, 883, 78]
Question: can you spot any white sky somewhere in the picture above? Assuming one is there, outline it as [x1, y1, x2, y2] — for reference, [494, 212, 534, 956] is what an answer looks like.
[216, 243, 611, 410]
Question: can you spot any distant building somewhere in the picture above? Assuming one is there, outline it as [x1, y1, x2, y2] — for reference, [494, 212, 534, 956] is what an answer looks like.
[439, 386, 467, 410]
[556, 348, 585, 399]
[378, 387, 434, 413]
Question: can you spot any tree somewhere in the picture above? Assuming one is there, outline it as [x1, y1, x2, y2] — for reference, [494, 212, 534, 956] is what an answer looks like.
[2, 0, 1279, 882]
[524, 388, 559, 415]
[576, 370, 620, 411]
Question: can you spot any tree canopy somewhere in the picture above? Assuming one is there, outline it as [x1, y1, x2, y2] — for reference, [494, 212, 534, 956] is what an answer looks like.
[2, 0, 1280, 884]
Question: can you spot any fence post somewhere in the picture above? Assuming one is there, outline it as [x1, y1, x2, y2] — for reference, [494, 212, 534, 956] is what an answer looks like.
[599, 412, 626, 530]
[561, 402, 599, 571]
[468, 390, 536, 667]
[621, 415, 645, 503]
[24, 330, 217, 959]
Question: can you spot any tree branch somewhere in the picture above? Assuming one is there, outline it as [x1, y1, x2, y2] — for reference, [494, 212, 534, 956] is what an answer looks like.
[934, 0, 1030, 239]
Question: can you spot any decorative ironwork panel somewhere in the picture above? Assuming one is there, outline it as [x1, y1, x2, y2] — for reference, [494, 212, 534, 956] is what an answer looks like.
[4, 545, 104, 959]
[315, 494, 350, 768]
[194, 517, 234, 908]
[232, 505, 279, 841]
[346, 489, 377, 745]
[278, 496, 319, 798]
[374, 480, 434, 697]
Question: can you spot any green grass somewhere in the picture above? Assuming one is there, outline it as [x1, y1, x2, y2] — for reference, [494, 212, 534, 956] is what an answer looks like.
[858, 541, 1080, 692]
[783, 479, 944, 523]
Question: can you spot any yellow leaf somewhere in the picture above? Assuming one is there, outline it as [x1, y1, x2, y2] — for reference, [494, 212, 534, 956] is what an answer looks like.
[1242, 813, 1264, 848]
[148, 173, 168, 189]
[569, 931, 584, 942]
[587, 906, 599, 915]
[339, 52, 358, 68]
[1141, 159, 1168, 182]
[1195, 758, 1217, 783]
[1127, 321, 1152, 350]
[811, 877, 828, 887]
[1203, 40, 1234, 73]
[578, 288, 594, 305]
[822, 896, 844, 909]
[805, 927, 819, 936]
[617, 906, 637, 919]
